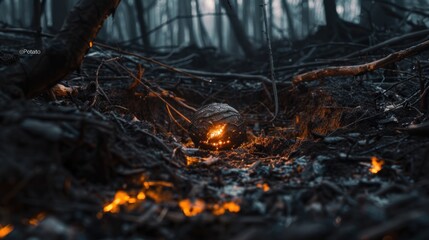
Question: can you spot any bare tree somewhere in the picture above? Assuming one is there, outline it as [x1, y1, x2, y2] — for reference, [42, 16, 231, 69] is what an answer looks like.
[216, 1, 224, 51]
[194, 0, 212, 46]
[220, 0, 254, 57]
[281, 0, 296, 41]
[32, 0, 42, 48]
[135, 0, 151, 49]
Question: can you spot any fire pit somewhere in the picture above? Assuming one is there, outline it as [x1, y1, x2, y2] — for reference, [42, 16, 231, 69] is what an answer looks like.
[189, 103, 246, 150]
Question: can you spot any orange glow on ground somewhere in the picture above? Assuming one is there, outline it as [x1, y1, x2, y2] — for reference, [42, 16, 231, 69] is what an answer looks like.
[103, 190, 135, 213]
[179, 199, 206, 217]
[179, 199, 241, 217]
[0, 225, 13, 238]
[370, 156, 384, 174]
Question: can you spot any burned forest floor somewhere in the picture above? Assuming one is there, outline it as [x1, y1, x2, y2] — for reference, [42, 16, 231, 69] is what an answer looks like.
[2, 29, 429, 240]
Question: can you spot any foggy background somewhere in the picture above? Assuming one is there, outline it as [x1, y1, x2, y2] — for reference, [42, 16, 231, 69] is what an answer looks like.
[0, 0, 428, 54]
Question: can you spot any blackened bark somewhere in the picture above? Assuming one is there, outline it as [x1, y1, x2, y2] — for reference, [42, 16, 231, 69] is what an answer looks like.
[220, 0, 254, 58]
[1, 0, 121, 98]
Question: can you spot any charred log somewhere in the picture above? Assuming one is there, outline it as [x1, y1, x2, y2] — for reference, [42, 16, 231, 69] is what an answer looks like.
[0, 0, 121, 99]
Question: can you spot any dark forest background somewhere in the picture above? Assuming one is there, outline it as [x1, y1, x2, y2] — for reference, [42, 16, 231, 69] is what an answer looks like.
[1, 0, 428, 55]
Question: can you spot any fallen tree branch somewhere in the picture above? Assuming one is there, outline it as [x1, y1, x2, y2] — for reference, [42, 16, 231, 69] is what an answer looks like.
[293, 38, 429, 85]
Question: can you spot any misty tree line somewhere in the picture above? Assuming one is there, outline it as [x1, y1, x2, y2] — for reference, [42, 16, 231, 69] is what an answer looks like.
[1, 0, 429, 55]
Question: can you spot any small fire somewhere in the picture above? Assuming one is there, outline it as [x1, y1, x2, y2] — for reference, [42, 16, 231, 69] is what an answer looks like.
[370, 156, 384, 174]
[89, 41, 93, 48]
[179, 199, 240, 217]
[179, 199, 205, 217]
[205, 124, 232, 149]
[0, 224, 13, 239]
[207, 124, 226, 140]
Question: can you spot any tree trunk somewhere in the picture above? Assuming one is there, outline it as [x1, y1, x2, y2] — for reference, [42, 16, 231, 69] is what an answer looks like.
[220, 0, 254, 58]
[216, 1, 224, 51]
[183, 0, 198, 46]
[268, 0, 273, 39]
[281, 0, 296, 41]
[1, 0, 121, 98]
[32, 0, 42, 48]
[177, 1, 185, 44]
[135, 0, 151, 50]
[51, 0, 69, 32]
[194, 0, 212, 46]
[253, 0, 263, 44]
[324, 0, 340, 30]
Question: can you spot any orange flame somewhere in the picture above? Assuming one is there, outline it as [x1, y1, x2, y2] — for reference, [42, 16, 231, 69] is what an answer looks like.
[207, 124, 226, 140]
[0, 225, 13, 239]
[179, 199, 205, 217]
[370, 156, 384, 174]
[205, 124, 232, 149]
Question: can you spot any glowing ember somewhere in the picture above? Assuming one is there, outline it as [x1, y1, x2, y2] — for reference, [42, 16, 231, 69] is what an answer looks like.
[186, 156, 200, 165]
[0, 225, 13, 239]
[179, 199, 240, 217]
[103, 179, 174, 214]
[179, 199, 206, 217]
[28, 212, 46, 226]
[204, 124, 233, 149]
[207, 124, 226, 141]
[212, 202, 240, 215]
[222, 202, 240, 213]
[103, 190, 138, 213]
[370, 156, 384, 174]
[257, 183, 270, 192]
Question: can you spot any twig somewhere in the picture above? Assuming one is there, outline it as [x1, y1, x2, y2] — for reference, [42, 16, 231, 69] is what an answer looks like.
[114, 62, 192, 123]
[88, 57, 119, 109]
[261, 0, 279, 121]
[174, 68, 275, 85]
[94, 42, 211, 83]
[344, 29, 429, 59]
[293, 38, 429, 85]
[120, 13, 224, 44]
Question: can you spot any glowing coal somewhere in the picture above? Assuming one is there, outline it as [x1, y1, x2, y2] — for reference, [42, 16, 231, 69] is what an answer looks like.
[189, 103, 246, 150]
